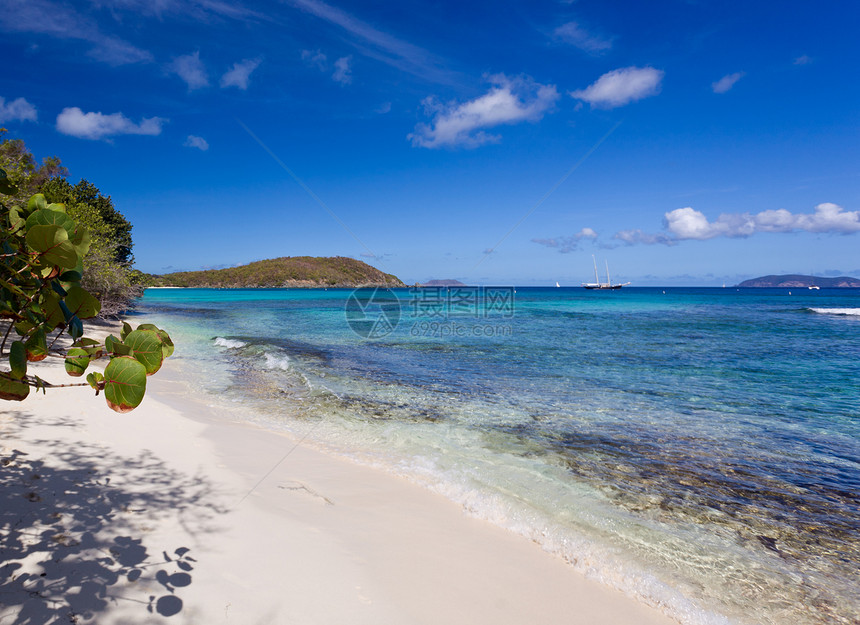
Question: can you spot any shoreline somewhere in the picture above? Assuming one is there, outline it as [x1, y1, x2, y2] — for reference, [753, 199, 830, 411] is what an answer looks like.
[1, 323, 676, 624]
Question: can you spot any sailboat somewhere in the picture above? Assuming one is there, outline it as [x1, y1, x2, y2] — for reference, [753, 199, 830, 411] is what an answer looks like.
[556, 281, 560, 288]
[581, 255, 630, 290]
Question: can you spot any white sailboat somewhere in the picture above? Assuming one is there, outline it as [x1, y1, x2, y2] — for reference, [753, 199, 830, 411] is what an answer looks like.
[581, 255, 630, 290]
[556, 281, 560, 288]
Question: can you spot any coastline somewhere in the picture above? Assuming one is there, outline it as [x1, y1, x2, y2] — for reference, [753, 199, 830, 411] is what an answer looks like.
[1, 323, 675, 624]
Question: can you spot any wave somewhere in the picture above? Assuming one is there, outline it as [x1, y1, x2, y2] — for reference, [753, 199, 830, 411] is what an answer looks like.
[808, 307, 860, 316]
[213, 337, 248, 349]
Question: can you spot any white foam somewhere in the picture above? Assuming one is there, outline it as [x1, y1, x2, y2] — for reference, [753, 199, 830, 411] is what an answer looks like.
[214, 337, 248, 349]
[263, 353, 292, 371]
[810, 307, 860, 316]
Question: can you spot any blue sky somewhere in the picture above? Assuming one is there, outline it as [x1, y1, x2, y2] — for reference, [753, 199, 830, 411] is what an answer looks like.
[1, 0, 858, 285]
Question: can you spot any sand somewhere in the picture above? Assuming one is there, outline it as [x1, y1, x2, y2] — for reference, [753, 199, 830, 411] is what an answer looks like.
[1, 325, 675, 624]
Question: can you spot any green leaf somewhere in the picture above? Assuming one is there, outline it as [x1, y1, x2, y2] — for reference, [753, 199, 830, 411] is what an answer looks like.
[27, 194, 47, 211]
[68, 315, 83, 340]
[86, 371, 104, 392]
[64, 347, 90, 377]
[137, 323, 174, 358]
[74, 337, 104, 359]
[46, 202, 66, 213]
[105, 334, 132, 356]
[25, 224, 79, 269]
[25, 327, 47, 362]
[0, 373, 30, 401]
[9, 341, 27, 380]
[120, 321, 132, 341]
[26, 208, 76, 237]
[64, 285, 101, 319]
[104, 356, 147, 412]
[70, 226, 91, 259]
[123, 329, 164, 375]
[41, 291, 65, 331]
[8, 206, 26, 232]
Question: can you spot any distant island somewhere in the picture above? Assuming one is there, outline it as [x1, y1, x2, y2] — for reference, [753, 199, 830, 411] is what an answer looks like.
[422, 279, 467, 287]
[736, 274, 860, 288]
[150, 256, 405, 288]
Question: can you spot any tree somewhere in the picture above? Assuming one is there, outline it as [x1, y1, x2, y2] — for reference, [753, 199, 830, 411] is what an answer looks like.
[0, 128, 67, 204]
[1, 169, 172, 412]
[41, 178, 140, 315]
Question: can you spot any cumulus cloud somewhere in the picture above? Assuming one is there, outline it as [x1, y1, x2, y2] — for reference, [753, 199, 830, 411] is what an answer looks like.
[554, 21, 612, 53]
[0, 96, 37, 123]
[220, 57, 261, 90]
[794, 55, 812, 65]
[410, 74, 559, 149]
[169, 51, 209, 90]
[712, 71, 744, 94]
[570, 66, 663, 109]
[184, 135, 209, 151]
[56, 107, 166, 140]
[333, 56, 352, 84]
[533, 228, 598, 253]
[614, 203, 860, 245]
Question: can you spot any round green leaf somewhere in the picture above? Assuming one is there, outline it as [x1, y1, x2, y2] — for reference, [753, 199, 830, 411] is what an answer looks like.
[26, 224, 79, 269]
[124, 329, 164, 375]
[104, 356, 147, 412]
[9, 341, 27, 380]
[25, 328, 47, 361]
[105, 334, 132, 356]
[64, 285, 101, 319]
[70, 226, 91, 258]
[86, 371, 105, 391]
[27, 194, 47, 212]
[26, 208, 76, 237]
[0, 374, 30, 401]
[74, 337, 104, 359]
[136, 324, 174, 358]
[64, 347, 90, 377]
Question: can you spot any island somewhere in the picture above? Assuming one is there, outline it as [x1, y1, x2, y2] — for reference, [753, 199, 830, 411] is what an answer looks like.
[422, 279, 468, 287]
[736, 274, 860, 288]
[149, 256, 405, 288]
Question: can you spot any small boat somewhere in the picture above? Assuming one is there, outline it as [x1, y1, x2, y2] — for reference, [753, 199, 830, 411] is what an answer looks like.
[582, 255, 630, 290]
[808, 285, 820, 290]
[556, 281, 560, 288]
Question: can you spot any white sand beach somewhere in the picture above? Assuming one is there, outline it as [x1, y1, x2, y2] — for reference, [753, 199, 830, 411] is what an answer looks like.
[1, 327, 675, 625]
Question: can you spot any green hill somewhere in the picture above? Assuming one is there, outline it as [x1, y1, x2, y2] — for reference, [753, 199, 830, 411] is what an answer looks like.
[151, 256, 404, 288]
[736, 274, 860, 288]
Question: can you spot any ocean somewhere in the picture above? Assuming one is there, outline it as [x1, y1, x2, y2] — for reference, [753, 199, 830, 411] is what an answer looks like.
[134, 286, 860, 625]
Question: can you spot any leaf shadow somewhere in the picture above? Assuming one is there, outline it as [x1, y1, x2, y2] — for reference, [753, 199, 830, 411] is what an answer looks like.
[0, 409, 228, 624]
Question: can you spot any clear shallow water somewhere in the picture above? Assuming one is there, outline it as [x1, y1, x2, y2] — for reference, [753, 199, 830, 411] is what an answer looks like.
[135, 287, 860, 625]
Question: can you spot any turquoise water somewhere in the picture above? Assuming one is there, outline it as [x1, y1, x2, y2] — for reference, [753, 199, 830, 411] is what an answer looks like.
[135, 287, 860, 625]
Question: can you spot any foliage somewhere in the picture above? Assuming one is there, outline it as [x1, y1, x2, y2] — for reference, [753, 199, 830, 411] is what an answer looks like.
[0, 128, 67, 204]
[153, 256, 405, 288]
[1, 178, 172, 412]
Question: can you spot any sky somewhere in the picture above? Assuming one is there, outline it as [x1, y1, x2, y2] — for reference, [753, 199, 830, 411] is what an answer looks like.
[1, 0, 858, 286]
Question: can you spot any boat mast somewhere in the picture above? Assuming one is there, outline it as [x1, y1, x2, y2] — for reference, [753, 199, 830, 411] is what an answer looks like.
[605, 260, 611, 286]
[592, 254, 600, 285]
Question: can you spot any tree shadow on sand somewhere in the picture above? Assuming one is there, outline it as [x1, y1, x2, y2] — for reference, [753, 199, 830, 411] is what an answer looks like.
[0, 410, 226, 624]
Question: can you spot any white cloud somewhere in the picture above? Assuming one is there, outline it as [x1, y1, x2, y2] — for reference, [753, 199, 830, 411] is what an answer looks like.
[220, 58, 262, 90]
[0, 0, 152, 66]
[615, 203, 860, 245]
[56, 107, 166, 140]
[376, 101, 392, 114]
[301, 49, 327, 70]
[570, 66, 663, 109]
[184, 135, 209, 151]
[333, 56, 353, 84]
[794, 55, 812, 66]
[712, 71, 744, 94]
[554, 21, 612, 53]
[410, 74, 559, 149]
[533, 228, 599, 253]
[169, 51, 209, 90]
[0, 96, 38, 123]
[613, 229, 675, 246]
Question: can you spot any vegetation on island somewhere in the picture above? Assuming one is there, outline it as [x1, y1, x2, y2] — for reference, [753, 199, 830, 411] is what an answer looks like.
[736, 274, 860, 288]
[151, 256, 404, 288]
[1, 131, 171, 412]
